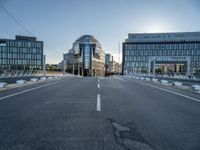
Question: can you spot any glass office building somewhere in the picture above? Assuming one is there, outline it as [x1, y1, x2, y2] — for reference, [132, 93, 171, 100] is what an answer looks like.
[0, 35, 43, 71]
[122, 32, 200, 75]
[73, 35, 105, 76]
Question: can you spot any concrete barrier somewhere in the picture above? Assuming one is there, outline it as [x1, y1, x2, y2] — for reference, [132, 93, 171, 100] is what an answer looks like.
[173, 82, 183, 87]
[48, 76, 53, 79]
[54, 76, 60, 79]
[161, 80, 168, 84]
[40, 77, 47, 80]
[16, 80, 26, 85]
[152, 78, 158, 82]
[145, 78, 150, 81]
[192, 85, 200, 91]
[30, 78, 38, 82]
[135, 77, 140, 79]
[0, 82, 7, 88]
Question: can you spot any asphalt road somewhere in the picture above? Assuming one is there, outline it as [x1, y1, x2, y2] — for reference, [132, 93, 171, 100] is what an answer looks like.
[0, 76, 200, 150]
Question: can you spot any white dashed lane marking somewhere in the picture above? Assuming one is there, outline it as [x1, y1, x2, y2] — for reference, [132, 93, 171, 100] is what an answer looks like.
[97, 78, 101, 111]
[96, 94, 101, 111]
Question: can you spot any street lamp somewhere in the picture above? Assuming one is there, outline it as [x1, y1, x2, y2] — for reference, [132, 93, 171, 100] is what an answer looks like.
[153, 57, 156, 79]
[63, 53, 66, 75]
[43, 55, 46, 77]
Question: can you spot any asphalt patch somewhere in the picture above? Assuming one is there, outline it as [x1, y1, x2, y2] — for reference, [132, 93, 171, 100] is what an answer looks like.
[109, 119, 154, 150]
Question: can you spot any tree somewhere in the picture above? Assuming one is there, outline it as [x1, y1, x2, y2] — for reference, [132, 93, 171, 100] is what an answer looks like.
[155, 68, 162, 73]
[141, 67, 147, 73]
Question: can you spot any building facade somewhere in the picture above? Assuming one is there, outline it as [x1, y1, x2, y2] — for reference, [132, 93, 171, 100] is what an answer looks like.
[63, 49, 74, 73]
[73, 35, 105, 76]
[0, 35, 43, 71]
[105, 53, 112, 73]
[105, 53, 111, 66]
[105, 53, 120, 74]
[122, 32, 200, 75]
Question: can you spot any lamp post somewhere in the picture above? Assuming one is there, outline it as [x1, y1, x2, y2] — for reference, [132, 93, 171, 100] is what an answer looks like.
[43, 55, 46, 77]
[78, 54, 80, 76]
[63, 53, 66, 75]
[132, 62, 135, 77]
[118, 41, 120, 75]
[153, 57, 156, 79]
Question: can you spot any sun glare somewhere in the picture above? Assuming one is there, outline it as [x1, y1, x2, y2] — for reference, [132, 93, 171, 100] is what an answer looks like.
[145, 24, 166, 33]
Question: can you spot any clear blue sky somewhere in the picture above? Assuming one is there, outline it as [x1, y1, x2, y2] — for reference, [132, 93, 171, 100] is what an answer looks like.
[0, 0, 200, 64]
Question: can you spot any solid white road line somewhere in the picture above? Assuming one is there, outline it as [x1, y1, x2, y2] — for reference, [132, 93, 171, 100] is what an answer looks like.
[125, 78, 200, 103]
[0, 79, 70, 101]
[97, 94, 101, 111]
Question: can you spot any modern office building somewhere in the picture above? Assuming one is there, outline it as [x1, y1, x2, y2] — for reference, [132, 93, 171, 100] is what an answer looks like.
[105, 53, 111, 73]
[122, 32, 200, 75]
[63, 49, 74, 73]
[105, 53, 112, 66]
[105, 53, 120, 74]
[73, 35, 105, 76]
[0, 35, 43, 71]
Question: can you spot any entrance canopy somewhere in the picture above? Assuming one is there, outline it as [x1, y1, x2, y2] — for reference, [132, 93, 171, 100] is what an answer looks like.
[148, 56, 191, 74]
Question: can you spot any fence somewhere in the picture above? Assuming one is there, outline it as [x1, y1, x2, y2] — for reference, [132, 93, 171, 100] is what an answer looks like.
[126, 72, 200, 81]
[0, 70, 43, 78]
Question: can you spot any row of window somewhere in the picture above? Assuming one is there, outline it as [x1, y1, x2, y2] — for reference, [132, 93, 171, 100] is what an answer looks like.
[124, 61, 200, 68]
[0, 53, 42, 59]
[0, 65, 42, 70]
[130, 34, 200, 40]
[5, 41, 42, 48]
[125, 62, 148, 67]
[125, 56, 200, 62]
[125, 49, 200, 56]
[0, 59, 42, 65]
[125, 43, 200, 50]
[0, 47, 42, 54]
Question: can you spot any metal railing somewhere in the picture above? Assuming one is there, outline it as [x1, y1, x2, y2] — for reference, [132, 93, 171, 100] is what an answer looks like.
[0, 70, 43, 79]
[124, 72, 200, 81]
